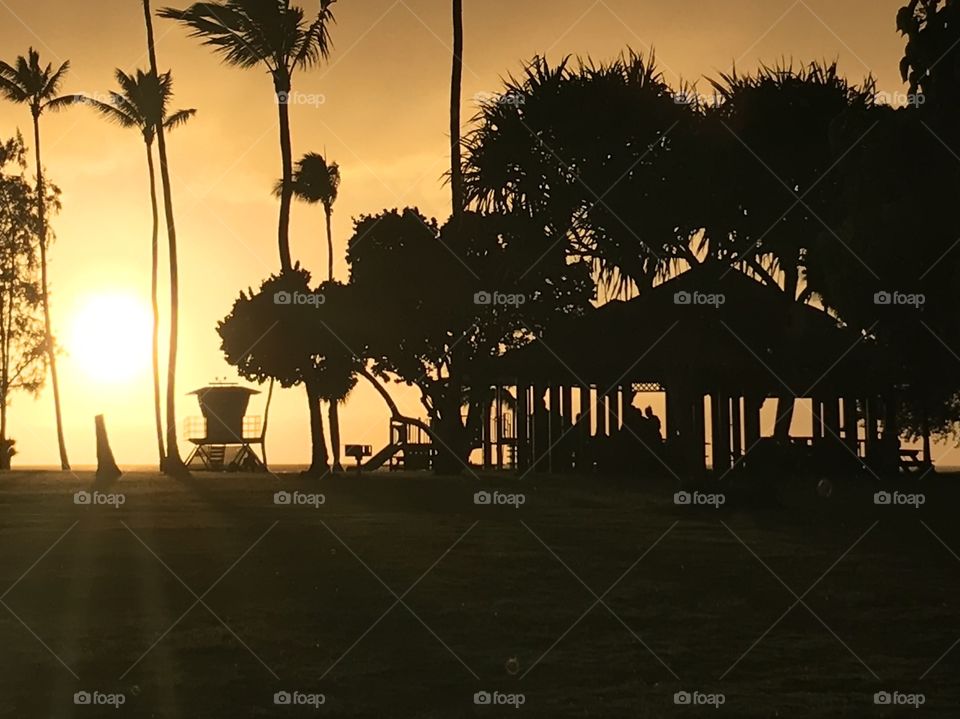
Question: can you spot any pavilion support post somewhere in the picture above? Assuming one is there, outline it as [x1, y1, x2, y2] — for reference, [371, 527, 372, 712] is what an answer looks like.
[578, 385, 592, 472]
[823, 397, 841, 445]
[560, 384, 574, 472]
[602, 392, 611, 437]
[842, 397, 860, 456]
[516, 384, 530, 473]
[611, 386, 623, 431]
[811, 396, 824, 445]
[482, 392, 493, 470]
[692, 394, 707, 475]
[744, 396, 762, 446]
[730, 395, 743, 462]
[533, 383, 548, 473]
[864, 396, 879, 457]
[495, 386, 505, 471]
[548, 385, 561, 473]
[711, 392, 732, 474]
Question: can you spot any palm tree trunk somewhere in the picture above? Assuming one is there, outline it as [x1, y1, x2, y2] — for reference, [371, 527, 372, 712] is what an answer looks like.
[325, 205, 334, 283]
[305, 377, 329, 477]
[143, 0, 186, 475]
[323, 205, 343, 471]
[145, 141, 166, 469]
[276, 84, 294, 273]
[32, 112, 70, 470]
[450, 0, 465, 222]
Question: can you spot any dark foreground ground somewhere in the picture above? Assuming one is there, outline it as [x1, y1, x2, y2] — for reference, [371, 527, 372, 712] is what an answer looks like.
[0, 468, 958, 717]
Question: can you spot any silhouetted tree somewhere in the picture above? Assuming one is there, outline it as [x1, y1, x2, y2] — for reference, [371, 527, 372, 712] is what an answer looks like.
[464, 51, 702, 296]
[0, 47, 72, 470]
[160, 0, 338, 274]
[898, 0, 960, 115]
[281, 152, 343, 469]
[67, 69, 196, 470]
[0, 135, 48, 470]
[142, 0, 189, 476]
[346, 208, 592, 472]
[218, 270, 359, 477]
[702, 61, 876, 439]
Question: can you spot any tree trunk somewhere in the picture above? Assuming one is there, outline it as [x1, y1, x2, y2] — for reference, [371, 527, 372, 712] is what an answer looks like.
[328, 401, 343, 472]
[276, 82, 294, 273]
[324, 205, 343, 471]
[145, 140, 165, 469]
[261, 377, 274, 469]
[32, 112, 70, 470]
[305, 378, 329, 477]
[450, 0, 464, 222]
[143, 0, 186, 476]
[95, 414, 122, 484]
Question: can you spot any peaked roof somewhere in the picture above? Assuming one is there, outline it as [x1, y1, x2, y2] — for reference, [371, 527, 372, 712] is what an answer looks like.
[498, 265, 885, 393]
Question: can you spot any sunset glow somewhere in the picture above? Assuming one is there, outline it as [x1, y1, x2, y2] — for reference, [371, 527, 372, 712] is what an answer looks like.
[68, 292, 152, 385]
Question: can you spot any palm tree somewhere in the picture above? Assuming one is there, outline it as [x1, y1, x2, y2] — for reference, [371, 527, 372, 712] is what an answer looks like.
[159, 0, 338, 274]
[450, 0, 465, 222]
[0, 48, 73, 471]
[67, 69, 196, 469]
[143, 0, 189, 475]
[281, 151, 343, 468]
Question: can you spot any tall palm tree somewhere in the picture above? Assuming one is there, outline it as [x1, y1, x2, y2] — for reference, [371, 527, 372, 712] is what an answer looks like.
[0, 48, 73, 471]
[143, 0, 189, 475]
[450, 0, 464, 223]
[67, 69, 196, 469]
[159, 0, 338, 274]
[281, 151, 342, 468]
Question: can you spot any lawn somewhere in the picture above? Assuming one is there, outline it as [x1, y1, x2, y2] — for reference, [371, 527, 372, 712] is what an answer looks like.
[0, 469, 958, 717]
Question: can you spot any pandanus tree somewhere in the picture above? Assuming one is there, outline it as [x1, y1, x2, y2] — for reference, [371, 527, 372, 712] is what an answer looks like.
[463, 51, 703, 297]
[66, 69, 196, 469]
[702, 61, 876, 439]
[282, 152, 344, 469]
[159, 0, 338, 274]
[0, 48, 73, 470]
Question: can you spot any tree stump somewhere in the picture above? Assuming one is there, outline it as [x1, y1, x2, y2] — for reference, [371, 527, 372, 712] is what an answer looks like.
[95, 415, 122, 484]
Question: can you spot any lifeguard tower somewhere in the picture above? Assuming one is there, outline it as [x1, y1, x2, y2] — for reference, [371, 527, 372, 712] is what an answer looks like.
[184, 382, 266, 472]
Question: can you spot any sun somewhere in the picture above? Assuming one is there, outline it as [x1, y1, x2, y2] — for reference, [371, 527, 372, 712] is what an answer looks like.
[68, 292, 153, 384]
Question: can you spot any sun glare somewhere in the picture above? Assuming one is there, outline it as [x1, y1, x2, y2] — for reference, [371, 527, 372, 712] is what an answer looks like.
[68, 293, 153, 385]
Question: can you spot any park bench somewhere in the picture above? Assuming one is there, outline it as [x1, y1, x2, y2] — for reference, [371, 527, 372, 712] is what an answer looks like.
[345, 444, 372, 471]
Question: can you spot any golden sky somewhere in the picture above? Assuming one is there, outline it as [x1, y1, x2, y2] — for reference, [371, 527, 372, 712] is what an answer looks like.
[0, 0, 908, 467]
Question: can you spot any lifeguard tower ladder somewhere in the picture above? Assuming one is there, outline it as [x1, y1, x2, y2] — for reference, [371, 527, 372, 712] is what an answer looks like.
[184, 383, 266, 472]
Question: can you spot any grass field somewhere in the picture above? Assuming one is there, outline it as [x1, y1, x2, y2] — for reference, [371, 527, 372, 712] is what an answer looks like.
[1, 469, 959, 717]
